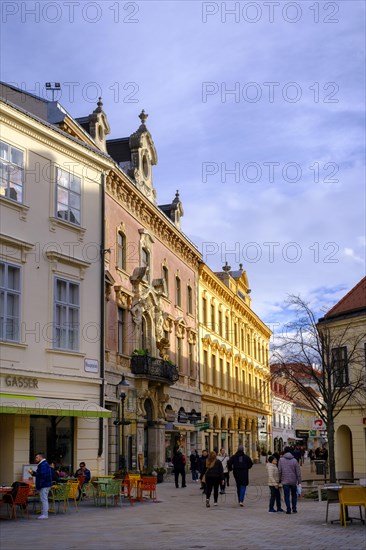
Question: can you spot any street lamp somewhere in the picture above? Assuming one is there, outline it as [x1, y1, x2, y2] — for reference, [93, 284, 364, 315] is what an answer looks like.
[114, 375, 130, 471]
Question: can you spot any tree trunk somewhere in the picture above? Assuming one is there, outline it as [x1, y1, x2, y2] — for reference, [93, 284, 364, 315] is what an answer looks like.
[327, 418, 336, 483]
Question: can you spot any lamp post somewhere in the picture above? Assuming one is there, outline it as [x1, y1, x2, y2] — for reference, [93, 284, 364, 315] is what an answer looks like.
[116, 375, 130, 470]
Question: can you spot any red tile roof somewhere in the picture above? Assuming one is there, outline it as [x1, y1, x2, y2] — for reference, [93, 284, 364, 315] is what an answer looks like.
[325, 276, 366, 318]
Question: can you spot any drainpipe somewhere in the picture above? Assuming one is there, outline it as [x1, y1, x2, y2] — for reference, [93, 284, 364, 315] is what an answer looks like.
[98, 172, 106, 457]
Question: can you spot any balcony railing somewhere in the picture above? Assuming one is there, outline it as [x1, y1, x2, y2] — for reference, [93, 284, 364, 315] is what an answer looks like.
[131, 355, 179, 385]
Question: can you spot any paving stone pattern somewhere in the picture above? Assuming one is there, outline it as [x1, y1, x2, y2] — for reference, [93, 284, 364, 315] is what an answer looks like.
[1, 462, 364, 550]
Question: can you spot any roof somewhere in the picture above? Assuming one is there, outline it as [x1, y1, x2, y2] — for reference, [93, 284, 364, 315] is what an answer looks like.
[324, 276, 366, 319]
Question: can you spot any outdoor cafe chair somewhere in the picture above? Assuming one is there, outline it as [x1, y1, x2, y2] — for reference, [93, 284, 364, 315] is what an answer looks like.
[121, 474, 141, 506]
[338, 486, 366, 527]
[49, 483, 70, 514]
[66, 480, 79, 511]
[4, 485, 30, 520]
[139, 476, 157, 502]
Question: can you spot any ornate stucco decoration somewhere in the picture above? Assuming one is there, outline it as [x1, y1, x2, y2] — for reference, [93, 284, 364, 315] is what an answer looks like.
[114, 285, 133, 309]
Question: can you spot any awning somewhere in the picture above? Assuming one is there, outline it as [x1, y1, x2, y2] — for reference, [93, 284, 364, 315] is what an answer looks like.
[0, 395, 111, 418]
[165, 422, 196, 432]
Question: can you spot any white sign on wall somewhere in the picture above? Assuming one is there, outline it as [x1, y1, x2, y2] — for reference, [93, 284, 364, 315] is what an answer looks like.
[312, 418, 326, 430]
[84, 359, 99, 373]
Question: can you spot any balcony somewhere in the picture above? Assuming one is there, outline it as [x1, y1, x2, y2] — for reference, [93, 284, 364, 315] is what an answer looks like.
[131, 355, 179, 385]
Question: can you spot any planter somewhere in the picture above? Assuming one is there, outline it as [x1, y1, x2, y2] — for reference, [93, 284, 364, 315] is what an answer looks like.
[157, 473, 164, 483]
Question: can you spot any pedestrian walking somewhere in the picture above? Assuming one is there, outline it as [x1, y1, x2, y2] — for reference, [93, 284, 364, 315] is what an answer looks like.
[29, 452, 53, 519]
[278, 446, 302, 514]
[172, 447, 187, 488]
[266, 455, 284, 513]
[217, 448, 230, 493]
[199, 449, 208, 493]
[202, 451, 224, 507]
[189, 449, 200, 482]
[228, 444, 253, 507]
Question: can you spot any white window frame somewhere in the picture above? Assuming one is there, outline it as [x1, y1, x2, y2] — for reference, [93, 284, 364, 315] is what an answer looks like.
[55, 167, 81, 226]
[0, 261, 21, 342]
[53, 277, 80, 351]
[0, 140, 24, 203]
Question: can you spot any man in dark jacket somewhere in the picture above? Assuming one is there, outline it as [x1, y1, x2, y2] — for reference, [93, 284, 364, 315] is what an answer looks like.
[172, 448, 186, 488]
[30, 453, 53, 519]
[228, 445, 253, 506]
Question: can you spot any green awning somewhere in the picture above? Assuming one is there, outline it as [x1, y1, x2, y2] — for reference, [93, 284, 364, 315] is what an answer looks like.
[0, 395, 111, 418]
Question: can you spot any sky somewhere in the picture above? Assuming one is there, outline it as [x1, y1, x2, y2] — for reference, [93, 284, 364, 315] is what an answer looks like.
[1, 0, 365, 337]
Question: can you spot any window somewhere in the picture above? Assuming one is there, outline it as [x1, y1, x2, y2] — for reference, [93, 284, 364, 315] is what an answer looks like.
[225, 315, 229, 340]
[117, 231, 126, 270]
[273, 414, 276, 427]
[117, 308, 125, 354]
[56, 168, 81, 225]
[212, 354, 217, 386]
[234, 323, 238, 347]
[226, 361, 230, 390]
[187, 285, 193, 315]
[203, 350, 208, 383]
[332, 346, 349, 386]
[175, 276, 181, 307]
[176, 337, 182, 369]
[188, 342, 194, 377]
[210, 303, 215, 331]
[54, 278, 80, 350]
[202, 297, 207, 325]
[219, 358, 224, 388]
[218, 310, 223, 336]
[0, 140, 24, 203]
[162, 266, 169, 296]
[0, 262, 21, 342]
[247, 334, 251, 355]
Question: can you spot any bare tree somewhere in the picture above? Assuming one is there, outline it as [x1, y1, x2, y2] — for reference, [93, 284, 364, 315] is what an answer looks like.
[271, 295, 366, 483]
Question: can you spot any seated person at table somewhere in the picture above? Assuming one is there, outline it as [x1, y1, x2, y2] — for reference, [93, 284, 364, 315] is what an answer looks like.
[75, 462, 91, 486]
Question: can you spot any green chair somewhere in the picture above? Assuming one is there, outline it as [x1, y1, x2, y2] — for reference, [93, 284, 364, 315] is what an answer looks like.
[49, 483, 70, 513]
[101, 480, 121, 507]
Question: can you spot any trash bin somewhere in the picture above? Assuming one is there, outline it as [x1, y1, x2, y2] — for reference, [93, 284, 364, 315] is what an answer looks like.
[315, 460, 326, 475]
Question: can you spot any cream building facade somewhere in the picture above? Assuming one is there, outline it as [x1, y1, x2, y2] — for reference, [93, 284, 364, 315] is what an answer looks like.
[198, 263, 271, 459]
[0, 84, 112, 484]
[318, 277, 366, 480]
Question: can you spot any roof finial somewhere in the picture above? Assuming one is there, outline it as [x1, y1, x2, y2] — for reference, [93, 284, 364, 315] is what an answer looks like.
[94, 97, 103, 113]
[139, 109, 148, 125]
[222, 261, 231, 272]
[239, 263, 243, 271]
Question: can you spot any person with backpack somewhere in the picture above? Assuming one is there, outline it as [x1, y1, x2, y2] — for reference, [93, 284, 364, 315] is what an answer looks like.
[228, 444, 253, 507]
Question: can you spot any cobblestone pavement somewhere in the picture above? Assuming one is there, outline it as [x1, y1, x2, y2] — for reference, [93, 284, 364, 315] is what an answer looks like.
[1, 462, 365, 550]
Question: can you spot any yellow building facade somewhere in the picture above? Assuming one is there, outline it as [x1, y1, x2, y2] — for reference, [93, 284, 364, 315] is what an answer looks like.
[198, 263, 271, 459]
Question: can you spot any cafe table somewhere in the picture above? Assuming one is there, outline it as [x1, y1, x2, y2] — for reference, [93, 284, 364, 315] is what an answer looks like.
[91, 479, 113, 506]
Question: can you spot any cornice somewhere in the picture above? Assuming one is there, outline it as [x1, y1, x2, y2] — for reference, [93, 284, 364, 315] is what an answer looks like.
[0, 102, 111, 172]
[106, 169, 201, 270]
[200, 268, 271, 337]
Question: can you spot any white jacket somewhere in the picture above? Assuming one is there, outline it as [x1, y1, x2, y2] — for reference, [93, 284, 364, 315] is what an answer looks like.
[217, 454, 229, 473]
[266, 462, 280, 487]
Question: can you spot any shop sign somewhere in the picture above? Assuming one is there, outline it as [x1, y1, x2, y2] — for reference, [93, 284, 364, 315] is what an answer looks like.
[312, 418, 325, 430]
[84, 359, 99, 373]
[5, 376, 38, 389]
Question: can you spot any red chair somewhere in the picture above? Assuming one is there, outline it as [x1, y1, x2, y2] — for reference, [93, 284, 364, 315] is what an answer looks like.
[139, 476, 157, 502]
[6, 485, 30, 520]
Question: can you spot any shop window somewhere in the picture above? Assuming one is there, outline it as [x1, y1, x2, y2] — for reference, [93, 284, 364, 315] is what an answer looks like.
[30, 415, 74, 475]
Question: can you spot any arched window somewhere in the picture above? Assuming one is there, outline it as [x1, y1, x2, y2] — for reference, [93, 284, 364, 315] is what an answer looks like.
[162, 265, 169, 296]
[187, 285, 193, 315]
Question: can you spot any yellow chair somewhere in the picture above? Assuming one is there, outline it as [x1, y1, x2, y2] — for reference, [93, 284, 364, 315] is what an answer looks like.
[338, 486, 366, 527]
[66, 480, 79, 511]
